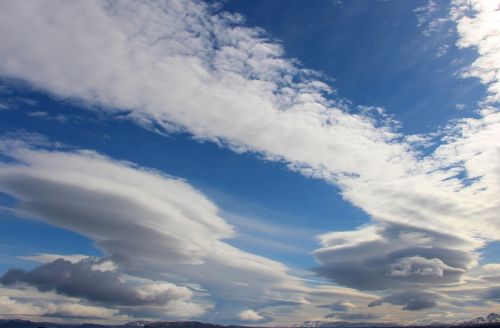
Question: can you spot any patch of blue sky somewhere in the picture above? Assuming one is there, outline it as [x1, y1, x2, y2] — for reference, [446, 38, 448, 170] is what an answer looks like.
[222, 0, 487, 135]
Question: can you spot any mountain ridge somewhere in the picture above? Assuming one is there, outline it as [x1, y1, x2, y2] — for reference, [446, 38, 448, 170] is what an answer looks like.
[0, 314, 499, 328]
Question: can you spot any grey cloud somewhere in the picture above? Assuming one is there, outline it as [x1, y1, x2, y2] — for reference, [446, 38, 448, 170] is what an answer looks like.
[481, 275, 500, 283]
[324, 312, 378, 320]
[480, 266, 500, 284]
[449, 299, 487, 307]
[368, 290, 438, 311]
[319, 301, 356, 312]
[314, 222, 476, 291]
[482, 286, 500, 302]
[1, 257, 191, 306]
[0, 172, 230, 266]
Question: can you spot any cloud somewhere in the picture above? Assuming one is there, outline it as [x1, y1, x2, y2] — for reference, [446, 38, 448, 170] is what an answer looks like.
[19, 253, 89, 264]
[313, 222, 485, 312]
[0, 0, 413, 200]
[314, 223, 476, 291]
[482, 286, 500, 302]
[389, 256, 461, 278]
[0, 150, 234, 265]
[368, 290, 439, 311]
[324, 312, 378, 321]
[451, 0, 500, 103]
[0, 295, 121, 319]
[26, 111, 70, 123]
[1, 257, 191, 307]
[483, 264, 500, 274]
[414, 0, 444, 36]
[478, 264, 500, 283]
[319, 301, 356, 312]
[238, 309, 264, 322]
[0, 140, 304, 321]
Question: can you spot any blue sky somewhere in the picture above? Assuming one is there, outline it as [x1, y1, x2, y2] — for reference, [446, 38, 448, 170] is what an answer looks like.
[0, 0, 499, 325]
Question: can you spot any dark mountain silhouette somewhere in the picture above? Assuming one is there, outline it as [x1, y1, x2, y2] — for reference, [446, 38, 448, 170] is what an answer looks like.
[1, 314, 499, 328]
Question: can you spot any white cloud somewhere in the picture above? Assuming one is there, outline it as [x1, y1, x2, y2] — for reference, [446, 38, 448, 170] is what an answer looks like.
[43, 302, 121, 319]
[389, 256, 464, 278]
[483, 263, 500, 274]
[414, 0, 445, 36]
[0, 0, 409, 185]
[451, 0, 500, 103]
[436, 44, 450, 57]
[0, 295, 44, 317]
[19, 253, 89, 264]
[0, 295, 121, 320]
[238, 309, 264, 322]
[91, 260, 117, 272]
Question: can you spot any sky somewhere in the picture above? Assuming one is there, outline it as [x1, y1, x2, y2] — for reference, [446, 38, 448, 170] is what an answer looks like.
[0, 0, 499, 325]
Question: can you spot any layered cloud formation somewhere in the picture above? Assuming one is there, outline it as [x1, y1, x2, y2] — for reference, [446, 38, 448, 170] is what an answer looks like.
[314, 223, 477, 291]
[0, 139, 311, 321]
[0, 0, 499, 324]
